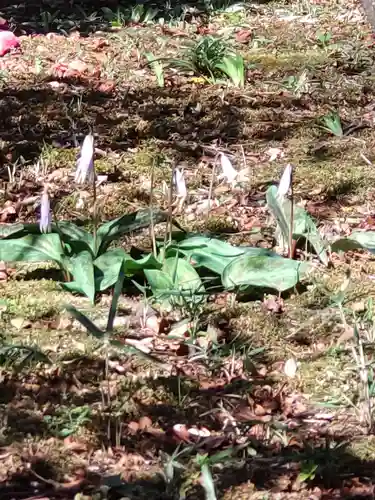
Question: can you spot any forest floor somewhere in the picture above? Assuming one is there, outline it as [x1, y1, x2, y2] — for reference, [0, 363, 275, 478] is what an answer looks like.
[1, 0, 375, 498]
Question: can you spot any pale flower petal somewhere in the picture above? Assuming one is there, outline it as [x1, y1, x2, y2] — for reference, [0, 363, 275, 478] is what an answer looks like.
[75, 134, 95, 184]
[39, 189, 51, 233]
[278, 163, 293, 197]
[174, 168, 187, 198]
[219, 153, 237, 184]
[284, 357, 298, 378]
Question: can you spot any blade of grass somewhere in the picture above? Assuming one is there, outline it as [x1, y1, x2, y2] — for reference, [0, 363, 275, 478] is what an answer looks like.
[66, 304, 105, 340]
[106, 260, 126, 332]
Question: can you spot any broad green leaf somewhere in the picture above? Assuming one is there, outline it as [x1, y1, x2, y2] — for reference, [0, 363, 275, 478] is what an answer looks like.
[60, 281, 84, 295]
[145, 258, 205, 311]
[186, 247, 276, 275]
[0, 233, 64, 264]
[124, 252, 161, 272]
[144, 269, 175, 292]
[0, 222, 94, 256]
[94, 248, 162, 292]
[164, 257, 206, 308]
[96, 209, 170, 254]
[0, 344, 51, 367]
[70, 251, 95, 303]
[347, 230, 375, 251]
[0, 223, 33, 239]
[216, 54, 245, 87]
[187, 250, 232, 275]
[287, 204, 329, 266]
[222, 254, 311, 292]
[53, 222, 94, 255]
[94, 249, 125, 292]
[330, 238, 360, 253]
[174, 236, 246, 257]
[331, 231, 375, 254]
[163, 257, 204, 295]
[305, 232, 329, 266]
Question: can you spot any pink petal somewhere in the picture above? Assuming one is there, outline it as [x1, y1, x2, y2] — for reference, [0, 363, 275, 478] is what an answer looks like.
[0, 32, 19, 57]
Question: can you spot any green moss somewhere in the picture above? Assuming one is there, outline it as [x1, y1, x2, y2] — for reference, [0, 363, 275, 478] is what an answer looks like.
[40, 144, 76, 170]
[246, 49, 329, 72]
[0, 278, 63, 321]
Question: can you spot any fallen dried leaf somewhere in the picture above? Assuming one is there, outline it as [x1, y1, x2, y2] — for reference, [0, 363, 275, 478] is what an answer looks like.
[63, 436, 88, 453]
[172, 424, 191, 442]
[128, 421, 140, 434]
[336, 325, 355, 345]
[10, 316, 31, 330]
[263, 294, 285, 314]
[138, 416, 152, 430]
[0, 31, 19, 57]
[235, 29, 252, 43]
[265, 147, 285, 162]
[96, 80, 116, 94]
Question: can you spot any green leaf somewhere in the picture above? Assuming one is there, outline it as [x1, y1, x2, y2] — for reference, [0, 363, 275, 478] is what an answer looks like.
[145, 258, 205, 311]
[94, 248, 162, 292]
[266, 185, 290, 245]
[267, 186, 329, 266]
[186, 249, 232, 275]
[65, 304, 105, 340]
[0, 233, 64, 264]
[0, 223, 34, 239]
[60, 281, 84, 295]
[200, 464, 217, 500]
[53, 222, 94, 255]
[305, 232, 329, 266]
[124, 252, 161, 272]
[94, 249, 126, 292]
[185, 246, 278, 275]
[163, 257, 204, 296]
[0, 222, 94, 256]
[331, 231, 375, 254]
[144, 269, 175, 292]
[222, 254, 311, 293]
[174, 236, 246, 257]
[69, 251, 95, 303]
[96, 209, 171, 254]
[107, 260, 125, 332]
[291, 205, 329, 266]
[216, 54, 245, 87]
[0, 344, 51, 367]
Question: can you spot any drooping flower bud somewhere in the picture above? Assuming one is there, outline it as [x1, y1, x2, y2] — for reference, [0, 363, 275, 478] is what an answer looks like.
[218, 152, 237, 184]
[173, 168, 187, 198]
[75, 134, 95, 184]
[278, 164, 293, 197]
[39, 187, 51, 233]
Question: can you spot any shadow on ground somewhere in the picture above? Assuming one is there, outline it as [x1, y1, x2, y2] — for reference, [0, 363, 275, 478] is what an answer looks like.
[1, 437, 375, 498]
[1, 0, 270, 36]
[0, 78, 318, 172]
[0, 361, 373, 498]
